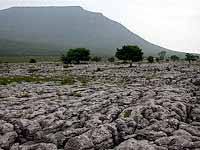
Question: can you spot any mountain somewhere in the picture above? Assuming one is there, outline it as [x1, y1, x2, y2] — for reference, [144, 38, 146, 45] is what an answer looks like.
[0, 6, 183, 56]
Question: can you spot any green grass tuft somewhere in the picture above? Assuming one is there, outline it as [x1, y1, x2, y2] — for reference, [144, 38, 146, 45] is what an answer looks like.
[76, 76, 90, 85]
[61, 76, 76, 85]
[123, 110, 132, 118]
[0, 76, 52, 85]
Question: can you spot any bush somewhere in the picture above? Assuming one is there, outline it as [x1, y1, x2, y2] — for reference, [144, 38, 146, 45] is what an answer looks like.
[29, 58, 36, 63]
[91, 56, 101, 62]
[108, 57, 115, 62]
[147, 56, 154, 63]
[61, 48, 90, 64]
[155, 58, 160, 63]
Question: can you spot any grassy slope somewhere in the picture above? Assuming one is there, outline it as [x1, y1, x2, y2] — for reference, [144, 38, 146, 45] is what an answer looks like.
[0, 39, 63, 56]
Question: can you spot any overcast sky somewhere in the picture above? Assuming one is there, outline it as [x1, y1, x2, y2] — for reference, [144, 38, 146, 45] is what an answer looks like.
[0, 0, 200, 53]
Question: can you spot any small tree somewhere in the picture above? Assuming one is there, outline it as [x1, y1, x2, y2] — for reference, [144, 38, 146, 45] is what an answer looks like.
[155, 58, 160, 63]
[158, 51, 166, 61]
[185, 53, 198, 64]
[91, 56, 101, 62]
[108, 57, 115, 63]
[61, 48, 90, 64]
[170, 55, 180, 61]
[147, 56, 154, 63]
[29, 58, 36, 63]
[115, 45, 143, 67]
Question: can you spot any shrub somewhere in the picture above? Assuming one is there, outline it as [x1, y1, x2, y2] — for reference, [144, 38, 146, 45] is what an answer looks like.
[29, 58, 37, 63]
[155, 58, 160, 63]
[123, 110, 132, 118]
[61, 48, 90, 64]
[108, 57, 115, 63]
[147, 56, 154, 63]
[91, 56, 101, 62]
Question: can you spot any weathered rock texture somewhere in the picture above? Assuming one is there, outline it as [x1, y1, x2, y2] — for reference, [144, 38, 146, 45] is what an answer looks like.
[0, 62, 200, 150]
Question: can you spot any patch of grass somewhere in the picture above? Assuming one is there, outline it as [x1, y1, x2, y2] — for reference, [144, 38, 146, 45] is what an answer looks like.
[0, 75, 90, 86]
[0, 76, 52, 85]
[0, 56, 60, 63]
[76, 76, 91, 85]
[16, 93, 31, 98]
[61, 76, 76, 85]
[123, 110, 132, 118]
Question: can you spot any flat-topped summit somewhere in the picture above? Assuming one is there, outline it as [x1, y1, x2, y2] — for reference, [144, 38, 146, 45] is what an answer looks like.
[6, 6, 84, 10]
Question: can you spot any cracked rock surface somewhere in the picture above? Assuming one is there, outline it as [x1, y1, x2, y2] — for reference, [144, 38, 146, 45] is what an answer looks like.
[0, 62, 200, 150]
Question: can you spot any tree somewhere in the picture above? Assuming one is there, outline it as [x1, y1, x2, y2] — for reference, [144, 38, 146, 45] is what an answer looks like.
[61, 48, 90, 64]
[91, 56, 101, 62]
[147, 56, 154, 63]
[115, 45, 143, 67]
[170, 55, 180, 61]
[185, 53, 198, 64]
[158, 51, 166, 60]
[108, 57, 115, 63]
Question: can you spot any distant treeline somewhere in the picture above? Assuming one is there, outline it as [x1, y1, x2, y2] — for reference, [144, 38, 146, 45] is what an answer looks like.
[60, 45, 199, 67]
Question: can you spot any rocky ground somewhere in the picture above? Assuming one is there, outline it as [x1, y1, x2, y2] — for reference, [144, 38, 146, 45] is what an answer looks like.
[0, 62, 200, 150]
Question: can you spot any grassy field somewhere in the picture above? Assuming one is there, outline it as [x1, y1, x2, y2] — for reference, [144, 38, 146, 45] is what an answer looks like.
[0, 56, 60, 63]
[0, 75, 91, 85]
